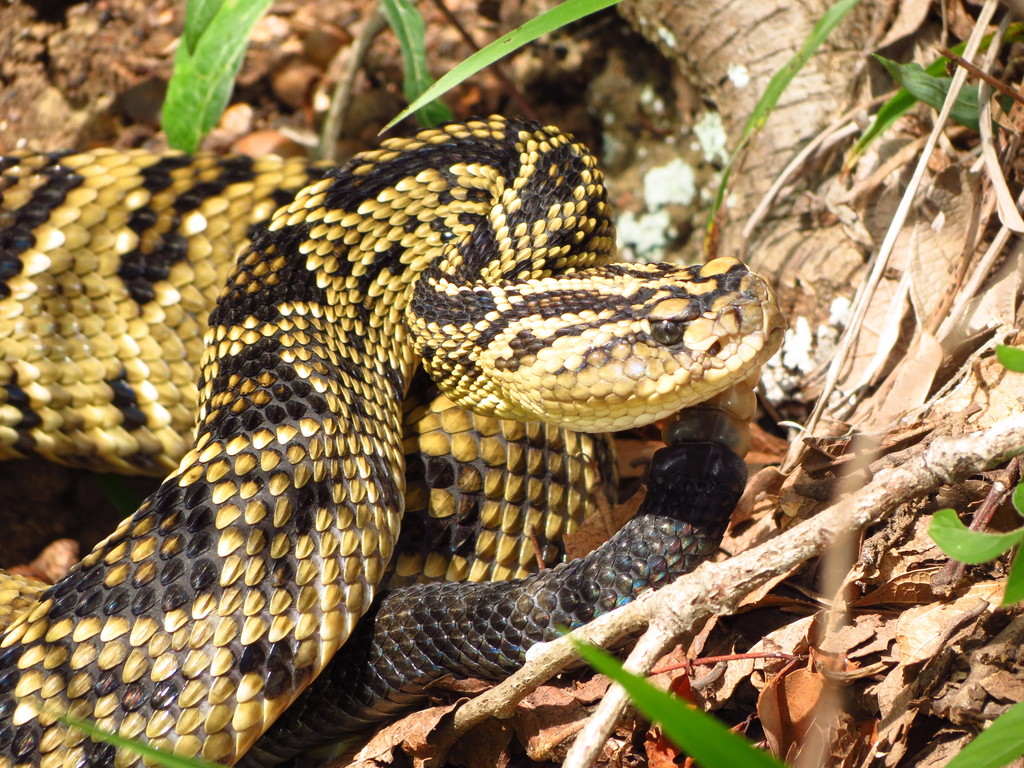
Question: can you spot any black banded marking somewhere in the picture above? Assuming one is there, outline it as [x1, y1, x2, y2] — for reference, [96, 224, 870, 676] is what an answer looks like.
[106, 374, 147, 432]
[0, 157, 85, 299]
[117, 156, 257, 305]
[2, 377, 40, 455]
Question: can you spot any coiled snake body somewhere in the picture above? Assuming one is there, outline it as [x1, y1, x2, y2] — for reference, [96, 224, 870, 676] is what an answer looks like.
[0, 117, 784, 768]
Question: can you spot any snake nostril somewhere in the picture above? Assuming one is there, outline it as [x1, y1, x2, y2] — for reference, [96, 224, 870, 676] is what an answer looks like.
[707, 341, 723, 357]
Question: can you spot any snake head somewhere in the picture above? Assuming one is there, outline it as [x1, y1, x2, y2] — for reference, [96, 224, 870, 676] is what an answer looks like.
[420, 256, 786, 433]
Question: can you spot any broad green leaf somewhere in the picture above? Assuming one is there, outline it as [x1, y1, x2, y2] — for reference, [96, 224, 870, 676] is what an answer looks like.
[873, 55, 980, 131]
[1013, 483, 1024, 518]
[704, 0, 861, 246]
[996, 345, 1024, 372]
[946, 701, 1024, 768]
[570, 639, 785, 768]
[59, 714, 226, 768]
[848, 36, 976, 166]
[1002, 551, 1024, 606]
[385, 0, 621, 130]
[849, 25, 1024, 164]
[929, 508, 1024, 564]
[380, 0, 453, 127]
[183, 0, 224, 53]
[163, 0, 273, 152]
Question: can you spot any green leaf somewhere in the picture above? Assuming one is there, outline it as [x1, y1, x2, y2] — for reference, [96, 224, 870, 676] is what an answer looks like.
[848, 41, 967, 166]
[183, 0, 224, 53]
[1013, 483, 1024, 518]
[996, 345, 1024, 372]
[384, 0, 621, 130]
[704, 0, 861, 243]
[162, 0, 274, 152]
[847, 25, 1024, 164]
[1002, 551, 1024, 606]
[569, 639, 785, 768]
[58, 714, 226, 768]
[946, 701, 1024, 768]
[929, 508, 1024, 564]
[846, 88, 919, 169]
[380, 0, 454, 127]
[873, 55, 980, 131]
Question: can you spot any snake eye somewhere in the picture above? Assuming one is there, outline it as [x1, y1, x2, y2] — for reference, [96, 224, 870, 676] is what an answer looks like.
[647, 299, 701, 347]
[650, 319, 686, 346]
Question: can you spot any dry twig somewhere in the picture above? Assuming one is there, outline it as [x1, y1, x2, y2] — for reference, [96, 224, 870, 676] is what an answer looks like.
[561, 411, 1024, 768]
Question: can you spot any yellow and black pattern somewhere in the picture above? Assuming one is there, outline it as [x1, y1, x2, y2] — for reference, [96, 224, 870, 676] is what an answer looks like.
[397, 383, 615, 585]
[0, 150, 323, 474]
[0, 116, 784, 768]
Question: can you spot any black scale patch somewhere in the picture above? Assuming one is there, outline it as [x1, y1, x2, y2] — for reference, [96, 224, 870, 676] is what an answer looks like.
[106, 371, 147, 432]
[117, 156, 256, 305]
[1, 369, 39, 454]
[0, 154, 84, 299]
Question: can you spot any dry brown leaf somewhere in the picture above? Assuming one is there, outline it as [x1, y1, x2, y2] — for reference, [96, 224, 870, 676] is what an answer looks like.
[732, 465, 786, 528]
[747, 424, 790, 467]
[907, 168, 979, 322]
[644, 672, 695, 768]
[853, 567, 944, 607]
[941, 246, 1023, 353]
[933, 343, 1024, 430]
[644, 726, 681, 768]
[820, 612, 895, 662]
[745, 616, 816, 696]
[861, 331, 944, 430]
[6, 538, 79, 584]
[510, 676, 611, 763]
[877, 0, 932, 47]
[446, 719, 513, 768]
[758, 664, 828, 762]
[894, 582, 1002, 664]
[342, 702, 462, 768]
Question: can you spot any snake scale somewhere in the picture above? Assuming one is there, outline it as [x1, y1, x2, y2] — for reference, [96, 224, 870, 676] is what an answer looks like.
[0, 116, 784, 768]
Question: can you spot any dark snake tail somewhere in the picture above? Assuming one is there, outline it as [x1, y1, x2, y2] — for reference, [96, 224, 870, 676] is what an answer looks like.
[241, 441, 746, 768]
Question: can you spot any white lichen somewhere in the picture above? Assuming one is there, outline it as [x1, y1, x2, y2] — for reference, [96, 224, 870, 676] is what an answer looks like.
[829, 296, 852, 326]
[642, 158, 696, 210]
[656, 24, 677, 50]
[727, 64, 750, 88]
[616, 208, 676, 261]
[639, 84, 665, 115]
[781, 316, 815, 373]
[693, 111, 728, 166]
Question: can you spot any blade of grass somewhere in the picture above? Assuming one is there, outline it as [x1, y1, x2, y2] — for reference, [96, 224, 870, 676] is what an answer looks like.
[570, 639, 785, 768]
[703, 0, 862, 252]
[996, 345, 1024, 372]
[383, 0, 620, 130]
[380, 0, 454, 127]
[58, 714, 226, 768]
[873, 55, 980, 131]
[183, 0, 226, 52]
[163, 0, 273, 152]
